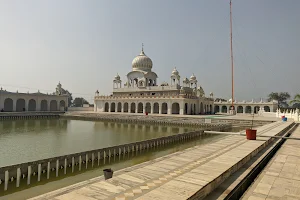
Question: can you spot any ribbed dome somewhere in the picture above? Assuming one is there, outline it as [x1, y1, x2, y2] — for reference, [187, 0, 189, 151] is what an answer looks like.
[132, 50, 153, 72]
[172, 67, 179, 75]
[190, 73, 196, 80]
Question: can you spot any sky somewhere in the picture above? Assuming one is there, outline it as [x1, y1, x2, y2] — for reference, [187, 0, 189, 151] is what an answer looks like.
[0, 0, 299, 103]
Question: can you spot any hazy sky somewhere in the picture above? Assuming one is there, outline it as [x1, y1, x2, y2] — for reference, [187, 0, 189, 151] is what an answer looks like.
[0, 0, 299, 102]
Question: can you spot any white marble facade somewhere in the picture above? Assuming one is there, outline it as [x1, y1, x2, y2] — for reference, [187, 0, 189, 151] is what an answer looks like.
[0, 82, 68, 112]
[94, 47, 214, 115]
[214, 99, 278, 114]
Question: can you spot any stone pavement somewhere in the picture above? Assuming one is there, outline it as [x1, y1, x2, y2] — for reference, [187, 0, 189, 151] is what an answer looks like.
[242, 124, 300, 200]
[30, 122, 291, 200]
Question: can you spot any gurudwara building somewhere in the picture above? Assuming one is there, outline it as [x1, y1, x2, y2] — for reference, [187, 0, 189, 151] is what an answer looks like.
[94, 48, 214, 115]
[0, 82, 68, 112]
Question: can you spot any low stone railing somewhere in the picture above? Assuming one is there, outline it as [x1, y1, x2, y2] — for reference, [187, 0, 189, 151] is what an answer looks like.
[0, 112, 64, 120]
[0, 130, 208, 192]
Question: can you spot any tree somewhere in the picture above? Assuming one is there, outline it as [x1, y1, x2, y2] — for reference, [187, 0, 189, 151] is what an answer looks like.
[267, 92, 291, 108]
[73, 97, 89, 107]
[290, 94, 300, 108]
[65, 90, 73, 107]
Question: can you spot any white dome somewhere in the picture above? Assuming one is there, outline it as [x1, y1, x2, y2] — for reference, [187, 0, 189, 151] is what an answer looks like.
[172, 67, 179, 75]
[132, 50, 153, 72]
[190, 73, 196, 80]
[115, 73, 120, 80]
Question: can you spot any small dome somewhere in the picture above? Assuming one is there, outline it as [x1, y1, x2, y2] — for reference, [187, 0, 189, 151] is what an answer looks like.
[132, 49, 153, 72]
[209, 92, 213, 96]
[172, 67, 179, 75]
[190, 73, 196, 80]
[114, 73, 120, 80]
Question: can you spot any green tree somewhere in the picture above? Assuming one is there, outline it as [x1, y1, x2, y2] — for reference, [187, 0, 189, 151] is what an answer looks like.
[290, 94, 300, 108]
[73, 97, 89, 107]
[267, 92, 291, 108]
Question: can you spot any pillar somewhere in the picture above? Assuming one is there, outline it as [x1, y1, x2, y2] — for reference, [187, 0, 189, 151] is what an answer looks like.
[27, 166, 31, 185]
[79, 156, 82, 171]
[135, 103, 138, 113]
[64, 159, 67, 174]
[47, 162, 50, 179]
[25, 99, 28, 111]
[4, 170, 9, 191]
[159, 103, 162, 114]
[72, 157, 75, 173]
[143, 104, 146, 114]
[13, 101, 16, 112]
[168, 104, 172, 115]
[38, 164, 41, 181]
[16, 168, 21, 187]
[151, 103, 154, 114]
[180, 108, 184, 115]
[47, 102, 51, 111]
[56, 160, 59, 177]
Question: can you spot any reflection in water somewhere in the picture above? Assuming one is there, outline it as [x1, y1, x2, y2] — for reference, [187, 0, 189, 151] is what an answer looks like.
[0, 119, 194, 167]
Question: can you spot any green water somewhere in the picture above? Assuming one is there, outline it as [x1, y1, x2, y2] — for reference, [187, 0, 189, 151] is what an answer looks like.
[0, 119, 195, 167]
[0, 119, 229, 199]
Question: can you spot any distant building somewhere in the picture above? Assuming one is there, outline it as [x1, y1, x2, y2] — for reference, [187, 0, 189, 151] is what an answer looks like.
[94, 47, 214, 115]
[0, 82, 68, 112]
[214, 99, 278, 114]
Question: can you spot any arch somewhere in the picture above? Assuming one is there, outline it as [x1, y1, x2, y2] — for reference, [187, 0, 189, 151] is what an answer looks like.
[237, 106, 243, 113]
[200, 102, 204, 114]
[41, 100, 48, 111]
[111, 102, 116, 112]
[104, 102, 109, 112]
[161, 103, 168, 114]
[264, 106, 270, 112]
[221, 106, 227, 113]
[214, 105, 220, 113]
[117, 102, 122, 112]
[123, 102, 128, 112]
[153, 103, 159, 114]
[4, 98, 13, 112]
[138, 103, 143, 113]
[50, 100, 58, 111]
[209, 105, 212, 114]
[16, 98, 25, 112]
[254, 106, 260, 114]
[130, 103, 136, 113]
[190, 104, 193, 114]
[28, 99, 36, 111]
[172, 103, 180, 114]
[194, 104, 196, 114]
[245, 106, 252, 113]
[145, 102, 151, 113]
[59, 100, 65, 111]
[184, 103, 188, 114]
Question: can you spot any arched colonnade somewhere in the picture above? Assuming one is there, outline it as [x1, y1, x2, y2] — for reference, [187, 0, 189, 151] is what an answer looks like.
[214, 105, 271, 114]
[2, 98, 67, 112]
[102, 101, 214, 115]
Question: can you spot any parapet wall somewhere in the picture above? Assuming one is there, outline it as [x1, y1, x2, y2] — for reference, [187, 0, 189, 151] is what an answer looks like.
[62, 114, 273, 127]
[0, 112, 63, 120]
